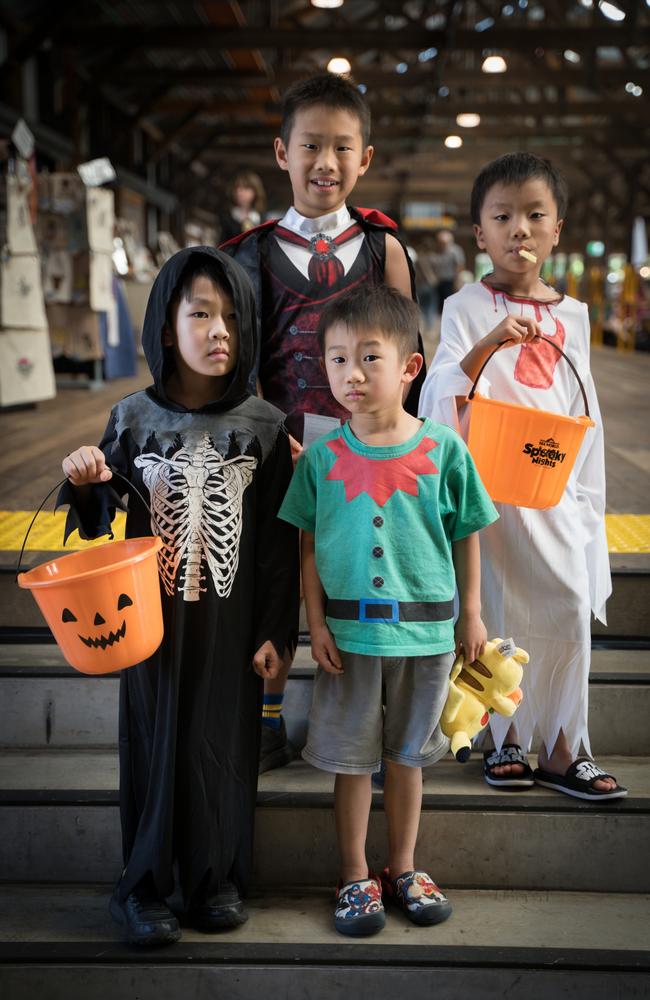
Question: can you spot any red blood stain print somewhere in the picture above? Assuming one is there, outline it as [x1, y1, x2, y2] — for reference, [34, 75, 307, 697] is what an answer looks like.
[326, 436, 439, 506]
[514, 308, 566, 390]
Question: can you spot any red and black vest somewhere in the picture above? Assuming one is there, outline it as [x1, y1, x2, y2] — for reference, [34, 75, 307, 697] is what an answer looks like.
[221, 207, 424, 441]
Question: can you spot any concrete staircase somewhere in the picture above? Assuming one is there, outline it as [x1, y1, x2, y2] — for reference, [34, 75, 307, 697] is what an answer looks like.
[0, 569, 649, 998]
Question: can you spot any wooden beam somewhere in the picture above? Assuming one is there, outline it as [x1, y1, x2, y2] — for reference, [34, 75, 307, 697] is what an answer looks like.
[149, 97, 649, 122]
[63, 25, 650, 52]
[115, 66, 650, 90]
[150, 104, 207, 164]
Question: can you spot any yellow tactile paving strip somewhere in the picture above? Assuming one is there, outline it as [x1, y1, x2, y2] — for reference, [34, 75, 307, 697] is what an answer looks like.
[0, 511, 126, 553]
[1, 510, 650, 554]
[605, 515, 650, 554]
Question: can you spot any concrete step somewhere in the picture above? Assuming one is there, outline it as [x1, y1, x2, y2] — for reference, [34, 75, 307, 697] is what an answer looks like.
[3, 561, 649, 638]
[591, 569, 650, 639]
[0, 884, 648, 999]
[0, 752, 647, 892]
[1, 643, 649, 755]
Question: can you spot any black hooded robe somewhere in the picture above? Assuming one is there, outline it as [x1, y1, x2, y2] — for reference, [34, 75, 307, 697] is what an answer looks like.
[57, 247, 299, 906]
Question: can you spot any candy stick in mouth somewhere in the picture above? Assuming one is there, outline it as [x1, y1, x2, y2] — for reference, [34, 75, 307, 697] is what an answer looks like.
[518, 248, 537, 263]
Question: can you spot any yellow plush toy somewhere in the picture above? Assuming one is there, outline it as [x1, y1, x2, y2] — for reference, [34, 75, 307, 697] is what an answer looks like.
[441, 638, 529, 762]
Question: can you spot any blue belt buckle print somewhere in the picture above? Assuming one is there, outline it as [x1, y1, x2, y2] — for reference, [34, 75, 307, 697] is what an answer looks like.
[359, 597, 399, 624]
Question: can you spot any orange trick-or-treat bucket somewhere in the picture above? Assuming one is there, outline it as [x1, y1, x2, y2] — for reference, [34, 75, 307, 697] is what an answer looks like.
[17, 476, 164, 674]
[466, 336, 595, 510]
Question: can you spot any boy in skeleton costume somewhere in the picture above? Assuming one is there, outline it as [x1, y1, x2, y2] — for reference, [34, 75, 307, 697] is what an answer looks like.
[222, 73, 426, 772]
[419, 153, 626, 801]
[59, 247, 299, 945]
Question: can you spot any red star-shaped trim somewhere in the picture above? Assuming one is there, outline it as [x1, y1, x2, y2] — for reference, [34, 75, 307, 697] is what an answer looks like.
[326, 436, 439, 506]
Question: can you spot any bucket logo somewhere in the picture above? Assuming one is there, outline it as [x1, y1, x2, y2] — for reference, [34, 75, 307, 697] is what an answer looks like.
[522, 435, 566, 468]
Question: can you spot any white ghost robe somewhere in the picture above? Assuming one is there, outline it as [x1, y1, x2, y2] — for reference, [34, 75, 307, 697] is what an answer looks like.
[419, 280, 611, 757]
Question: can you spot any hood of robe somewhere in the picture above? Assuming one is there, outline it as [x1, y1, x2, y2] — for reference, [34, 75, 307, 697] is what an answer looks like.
[141, 245, 257, 412]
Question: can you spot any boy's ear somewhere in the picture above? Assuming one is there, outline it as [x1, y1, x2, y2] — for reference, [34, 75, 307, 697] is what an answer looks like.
[473, 223, 486, 250]
[358, 145, 374, 176]
[403, 352, 424, 383]
[274, 137, 290, 172]
[553, 218, 564, 246]
[319, 356, 326, 372]
[162, 324, 174, 347]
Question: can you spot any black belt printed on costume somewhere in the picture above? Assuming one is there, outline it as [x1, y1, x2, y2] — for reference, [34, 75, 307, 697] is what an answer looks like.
[327, 599, 454, 622]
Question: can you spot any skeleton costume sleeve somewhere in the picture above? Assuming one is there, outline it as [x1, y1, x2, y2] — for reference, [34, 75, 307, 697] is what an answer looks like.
[253, 427, 299, 659]
[57, 407, 132, 543]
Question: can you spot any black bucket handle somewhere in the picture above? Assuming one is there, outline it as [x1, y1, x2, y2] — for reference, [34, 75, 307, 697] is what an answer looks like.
[15, 470, 153, 582]
[467, 336, 591, 419]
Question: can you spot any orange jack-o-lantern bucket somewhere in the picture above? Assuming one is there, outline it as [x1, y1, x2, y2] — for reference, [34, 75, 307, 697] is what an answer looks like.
[17, 476, 164, 674]
[466, 336, 595, 510]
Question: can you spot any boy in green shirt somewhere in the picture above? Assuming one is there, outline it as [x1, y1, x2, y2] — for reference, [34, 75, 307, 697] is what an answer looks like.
[279, 284, 497, 936]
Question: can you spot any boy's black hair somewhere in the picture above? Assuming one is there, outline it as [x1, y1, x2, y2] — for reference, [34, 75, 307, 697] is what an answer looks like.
[470, 152, 568, 224]
[317, 284, 420, 359]
[280, 73, 371, 147]
[170, 257, 231, 311]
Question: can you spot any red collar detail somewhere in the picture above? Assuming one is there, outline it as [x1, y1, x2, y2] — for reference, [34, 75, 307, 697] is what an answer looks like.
[219, 219, 278, 250]
[352, 206, 398, 231]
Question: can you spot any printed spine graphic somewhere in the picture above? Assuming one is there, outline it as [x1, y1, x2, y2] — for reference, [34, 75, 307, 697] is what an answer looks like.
[135, 433, 257, 601]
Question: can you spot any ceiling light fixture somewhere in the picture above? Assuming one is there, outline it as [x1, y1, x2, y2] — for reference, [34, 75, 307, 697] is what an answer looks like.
[327, 56, 351, 74]
[598, 1, 626, 19]
[563, 49, 581, 63]
[456, 113, 481, 127]
[445, 135, 463, 148]
[311, 0, 344, 8]
[481, 55, 507, 73]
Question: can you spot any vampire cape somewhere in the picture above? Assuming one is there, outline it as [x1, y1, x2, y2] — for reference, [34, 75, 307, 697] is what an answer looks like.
[57, 246, 299, 905]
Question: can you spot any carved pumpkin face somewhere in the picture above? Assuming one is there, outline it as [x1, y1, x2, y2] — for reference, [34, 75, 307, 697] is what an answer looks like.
[61, 592, 133, 650]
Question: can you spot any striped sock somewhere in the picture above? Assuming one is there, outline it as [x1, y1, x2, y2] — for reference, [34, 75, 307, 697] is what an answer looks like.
[262, 694, 283, 731]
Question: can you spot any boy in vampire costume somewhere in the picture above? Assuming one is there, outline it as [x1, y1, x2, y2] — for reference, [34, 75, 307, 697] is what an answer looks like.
[221, 73, 427, 773]
[59, 247, 299, 945]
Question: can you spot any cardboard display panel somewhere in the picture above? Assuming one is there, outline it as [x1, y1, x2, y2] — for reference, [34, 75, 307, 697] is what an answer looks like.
[89, 251, 114, 311]
[0, 327, 56, 407]
[46, 303, 103, 361]
[86, 187, 115, 253]
[5, 175, 38, 255]
[43, 250, 73, 303]
[0, 253, 47, 329]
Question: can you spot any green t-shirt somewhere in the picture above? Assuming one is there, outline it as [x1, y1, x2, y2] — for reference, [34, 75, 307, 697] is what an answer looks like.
[279, 418, 498, 656]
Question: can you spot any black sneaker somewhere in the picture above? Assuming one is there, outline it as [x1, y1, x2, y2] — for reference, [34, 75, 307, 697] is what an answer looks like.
[188, 881, 248, 931]
[109, 884, 181, 946]
[259, 716, 294, 774]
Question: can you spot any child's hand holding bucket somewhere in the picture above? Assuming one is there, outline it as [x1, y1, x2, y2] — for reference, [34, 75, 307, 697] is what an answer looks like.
[483, 314, 542, 350]
[63, 446, 113, 485]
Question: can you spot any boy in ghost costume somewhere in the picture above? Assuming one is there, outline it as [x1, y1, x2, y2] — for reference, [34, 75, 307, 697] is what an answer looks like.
[419, 153, 625, 801]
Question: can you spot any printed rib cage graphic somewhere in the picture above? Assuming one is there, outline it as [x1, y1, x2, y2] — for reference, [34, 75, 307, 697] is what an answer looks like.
[135, 433, 257, 602]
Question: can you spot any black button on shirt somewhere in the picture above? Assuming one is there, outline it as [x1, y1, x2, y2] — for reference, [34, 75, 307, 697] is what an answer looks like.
[372, 576, 385, 588]
[372, 516, 384, 527]
[372, 546, 384, 558]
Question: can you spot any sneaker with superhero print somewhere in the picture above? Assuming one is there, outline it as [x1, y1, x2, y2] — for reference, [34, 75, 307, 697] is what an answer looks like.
[381, 868, 452, 926]
[334, 875, 385, 936]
